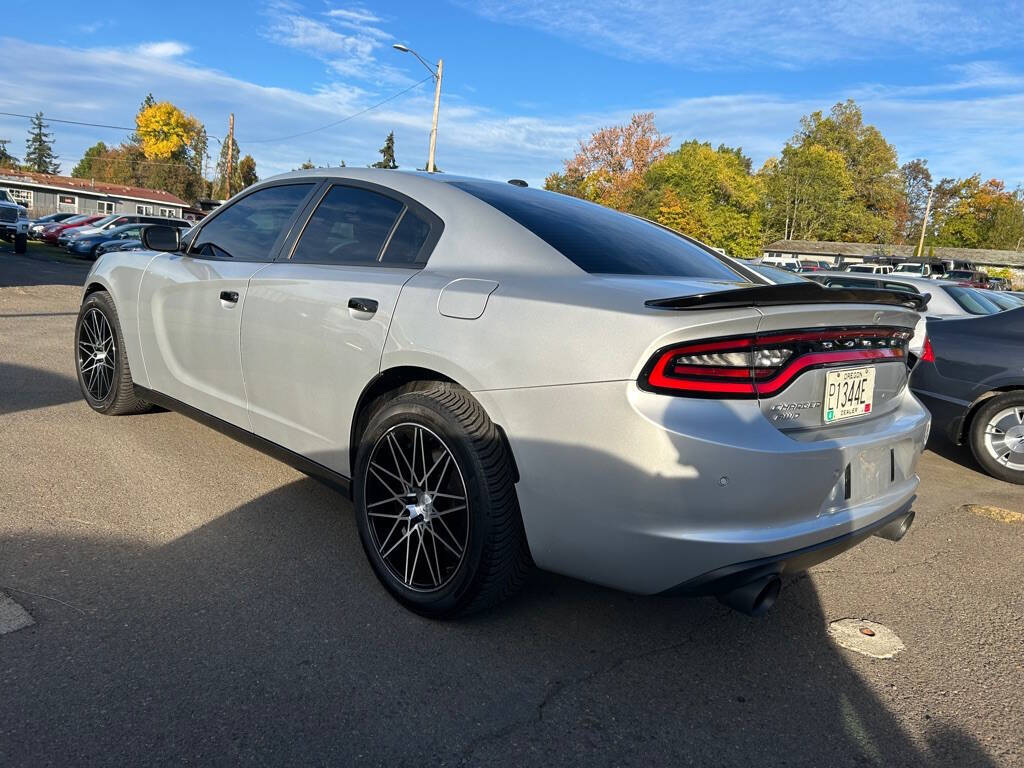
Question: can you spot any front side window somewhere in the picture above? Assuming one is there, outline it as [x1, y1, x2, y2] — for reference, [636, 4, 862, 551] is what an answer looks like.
[290, 185, 403, 264]
[190, 183, 314, 261]
[448, 180, 743, 280]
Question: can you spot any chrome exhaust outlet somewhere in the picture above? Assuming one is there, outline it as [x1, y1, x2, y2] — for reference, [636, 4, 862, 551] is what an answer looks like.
[874, 511, 915, 542]
[717, 574, 781, 617]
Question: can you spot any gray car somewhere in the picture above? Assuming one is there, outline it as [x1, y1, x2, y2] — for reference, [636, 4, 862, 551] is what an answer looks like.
[75, 169, 929, 618]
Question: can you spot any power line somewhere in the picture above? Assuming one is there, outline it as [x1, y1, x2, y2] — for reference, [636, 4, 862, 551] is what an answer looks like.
[236, 75, 433, 143]
[0, 75, 432, 148]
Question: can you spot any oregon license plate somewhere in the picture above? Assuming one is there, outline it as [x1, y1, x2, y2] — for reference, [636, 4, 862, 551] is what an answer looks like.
[823, 367, 875, 424]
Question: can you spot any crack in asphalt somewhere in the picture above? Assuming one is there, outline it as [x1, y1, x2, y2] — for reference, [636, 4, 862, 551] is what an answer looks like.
[457, 623, 708, 765]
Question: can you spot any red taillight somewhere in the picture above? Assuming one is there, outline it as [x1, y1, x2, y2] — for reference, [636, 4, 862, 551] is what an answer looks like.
[640, 327, 911, 398]
[920, 336, 935, 362]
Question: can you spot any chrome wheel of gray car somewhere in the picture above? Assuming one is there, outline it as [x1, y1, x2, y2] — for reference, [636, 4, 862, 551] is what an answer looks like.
[363, 422, 470, 592]
[77, 307, 116, 401]
[982, 406, 1024, 471]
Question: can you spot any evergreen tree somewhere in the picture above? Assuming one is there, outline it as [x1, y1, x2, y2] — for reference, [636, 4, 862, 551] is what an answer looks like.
[24, 112, 60, 174]
[71, 142, 109, 178]
[0, 139, 18, 168]
[238, 154, 258, 189]
[371, 132, 398, 169]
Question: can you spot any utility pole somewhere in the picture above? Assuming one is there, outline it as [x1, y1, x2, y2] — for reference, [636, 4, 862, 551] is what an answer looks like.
[915, 189, 933, 260]
[427, 58, 443, 173]
[224, 113, 235, 199]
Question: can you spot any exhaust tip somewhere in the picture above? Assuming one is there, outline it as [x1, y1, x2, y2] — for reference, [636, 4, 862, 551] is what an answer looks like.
[717, 574, 781, 617]
[874, 511, 915, 542]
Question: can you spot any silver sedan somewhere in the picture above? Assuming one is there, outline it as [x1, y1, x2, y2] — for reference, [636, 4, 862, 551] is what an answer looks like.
[75, 169, 929, 618]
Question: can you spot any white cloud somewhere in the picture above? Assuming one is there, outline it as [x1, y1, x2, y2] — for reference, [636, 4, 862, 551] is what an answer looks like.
[135, 41, 190, 59]
[263, 2, 408, 85]
[0, 36, 1021, 191]
[461, 0, 1023, 68]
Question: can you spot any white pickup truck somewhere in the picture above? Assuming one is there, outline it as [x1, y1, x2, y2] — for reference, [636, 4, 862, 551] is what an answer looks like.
[0, 189, 30, 253]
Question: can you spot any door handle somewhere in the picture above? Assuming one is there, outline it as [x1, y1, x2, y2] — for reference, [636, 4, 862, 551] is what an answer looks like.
[348, 297, 379, 314]
[220, 290, 239, 304]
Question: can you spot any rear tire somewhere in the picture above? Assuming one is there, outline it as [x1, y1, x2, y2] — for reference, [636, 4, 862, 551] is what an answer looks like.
[968, 392, 1024, 484]
[353, 383, 531, 618]
[14, 233, 27, 254]
[75, 290, 151, 416]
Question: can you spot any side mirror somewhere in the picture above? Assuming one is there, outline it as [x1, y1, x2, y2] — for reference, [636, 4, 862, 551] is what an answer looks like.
[142, 225, 180, 252]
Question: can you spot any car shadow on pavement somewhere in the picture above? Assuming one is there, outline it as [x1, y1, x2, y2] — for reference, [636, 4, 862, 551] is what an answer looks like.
[924, 432, 990, 480]
[0, 362, 81, 416]
[0, 475, 998, 767]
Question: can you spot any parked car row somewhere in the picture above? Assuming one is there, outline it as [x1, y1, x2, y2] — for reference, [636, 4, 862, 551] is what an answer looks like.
[757, 255, 1015, 290]
[28, 211, 191, 259]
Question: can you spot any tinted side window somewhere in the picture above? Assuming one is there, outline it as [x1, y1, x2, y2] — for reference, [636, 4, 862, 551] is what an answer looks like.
[448, 180, 742, 280]
[382, 210, 432, 264]
[191, 184, 313, 261]
[291, 185, 404, 264]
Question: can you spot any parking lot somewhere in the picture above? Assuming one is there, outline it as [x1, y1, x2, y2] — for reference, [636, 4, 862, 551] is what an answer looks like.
[1, 244, 1021, 767]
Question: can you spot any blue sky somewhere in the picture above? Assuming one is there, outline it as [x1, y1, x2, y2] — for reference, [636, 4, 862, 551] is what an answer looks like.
[3, 0, 1024, 187]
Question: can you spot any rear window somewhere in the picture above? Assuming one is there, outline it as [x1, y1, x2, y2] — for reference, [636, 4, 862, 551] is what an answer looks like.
[943, 285, 1001, 315]
[448, 180, 743, 280]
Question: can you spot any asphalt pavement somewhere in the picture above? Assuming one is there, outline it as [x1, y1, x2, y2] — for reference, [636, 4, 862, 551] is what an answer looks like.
[1, 244, 1021, 767]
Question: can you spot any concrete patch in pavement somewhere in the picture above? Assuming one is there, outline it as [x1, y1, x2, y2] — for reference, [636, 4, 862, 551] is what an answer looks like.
[0, 591, 35, 635]
[827, 618, 905, 659]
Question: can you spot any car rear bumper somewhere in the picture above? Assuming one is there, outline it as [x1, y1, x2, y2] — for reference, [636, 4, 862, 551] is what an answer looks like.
[475, 381, 929, 594]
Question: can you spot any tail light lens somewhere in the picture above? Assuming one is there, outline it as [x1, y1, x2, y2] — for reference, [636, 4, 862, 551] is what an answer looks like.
[920, 336, 935, 362]
[640, 327, 912, 398]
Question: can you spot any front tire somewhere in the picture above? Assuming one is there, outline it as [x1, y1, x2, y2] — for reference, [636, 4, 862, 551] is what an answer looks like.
[968, 392, 1024, 484]
[75, 290, 151, 415]
[354, 383, 531, 618]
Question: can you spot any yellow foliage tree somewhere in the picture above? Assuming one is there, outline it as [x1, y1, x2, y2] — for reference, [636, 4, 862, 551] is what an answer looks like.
[135, 102, 202, 160]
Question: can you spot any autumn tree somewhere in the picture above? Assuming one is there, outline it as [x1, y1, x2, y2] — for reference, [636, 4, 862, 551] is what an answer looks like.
[636, 141, 763, 258]
[545, 112, 670, 210]
[238, 154, 258, 189]
[24, 112, 60, 174]
[930, 176, 1024, 250]
[298, 159, 316, 170]
[371, 132, 398, 169]
[899, 158, 932, 243]
[792, 101, 903, 241]
[759, 143, 853, 242]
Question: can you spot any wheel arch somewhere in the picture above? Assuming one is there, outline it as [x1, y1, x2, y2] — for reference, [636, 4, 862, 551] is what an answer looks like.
[958, 385, 1024, 444]
[349, 365, 519, 484]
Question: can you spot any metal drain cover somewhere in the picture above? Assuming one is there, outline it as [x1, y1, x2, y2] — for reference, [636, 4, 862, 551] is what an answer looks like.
[828, 618, 904, 658]
[0, 592, 35, 636]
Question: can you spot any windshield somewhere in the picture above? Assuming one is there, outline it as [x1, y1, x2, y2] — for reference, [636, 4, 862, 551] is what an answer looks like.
[945, 270, 975, 280]
[448, 180, 745, 280]
[0, 190, 11, 203]
[943, 285, 1001, 315]
[846, 265, 877, 273]
[894, 264, 923, 274]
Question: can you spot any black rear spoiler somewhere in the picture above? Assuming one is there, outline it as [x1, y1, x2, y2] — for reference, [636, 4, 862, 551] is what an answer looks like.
[645, 282, 930, 312]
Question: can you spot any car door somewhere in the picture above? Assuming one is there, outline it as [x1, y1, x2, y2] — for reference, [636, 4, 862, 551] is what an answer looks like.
[241, 181, 442, 475]
[137, 182, 318, 428]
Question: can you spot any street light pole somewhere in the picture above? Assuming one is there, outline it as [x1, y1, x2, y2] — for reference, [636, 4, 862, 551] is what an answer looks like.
[393, 43, 442, 172]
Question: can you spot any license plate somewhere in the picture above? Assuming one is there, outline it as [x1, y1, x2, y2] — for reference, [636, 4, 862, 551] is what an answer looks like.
[823, 367, 875, 424]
